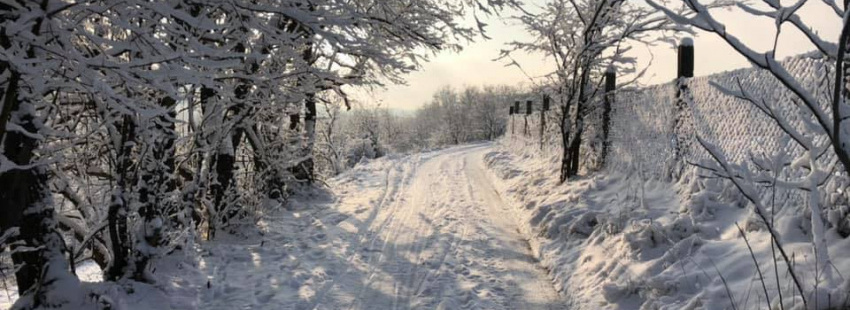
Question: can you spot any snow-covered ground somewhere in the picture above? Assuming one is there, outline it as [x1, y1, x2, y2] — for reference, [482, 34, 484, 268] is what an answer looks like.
[10, 139, 847, 310]
[295, 143, 563, 309]
[485, 141, 850, 310]
[3, 143, 564, 310]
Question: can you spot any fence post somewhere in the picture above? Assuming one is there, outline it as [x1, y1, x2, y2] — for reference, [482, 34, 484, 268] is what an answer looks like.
[524, 100, 532, 137]
[541, 95, 549, 150]
[601, 68, 616, 167]
[513, 101, 520, 138]
[678, 38, 694, 79]
[509, 105, 514, 138]
[672, 38, 694, 178]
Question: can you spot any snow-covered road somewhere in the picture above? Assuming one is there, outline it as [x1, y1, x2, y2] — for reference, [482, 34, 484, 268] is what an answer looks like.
[316, 143, 563, 309]
[192, 144, 563, 310]
[196, 144, 564, 310]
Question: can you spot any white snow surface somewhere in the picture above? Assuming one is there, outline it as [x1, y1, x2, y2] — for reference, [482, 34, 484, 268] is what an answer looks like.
[3, 143, 564, 310]
[7, 137, 850, 309]
[484, 140, 850, 310]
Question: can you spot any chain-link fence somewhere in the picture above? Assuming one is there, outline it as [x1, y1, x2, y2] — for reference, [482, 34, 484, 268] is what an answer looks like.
[506, 55, 833, 183]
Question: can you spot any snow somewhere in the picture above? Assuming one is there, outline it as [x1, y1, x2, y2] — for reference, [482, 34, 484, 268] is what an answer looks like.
[496, 54, 850, 309]
[0, 46, 845, 308]
[484, 139, 850, 309]
[1, 261, 102, 310]
[3, 144, 564, 309]
[291, 143, 561, 309]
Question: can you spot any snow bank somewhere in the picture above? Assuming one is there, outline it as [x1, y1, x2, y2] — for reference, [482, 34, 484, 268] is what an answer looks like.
[484, 144, 850, 309]
[495, 53, 850, 309]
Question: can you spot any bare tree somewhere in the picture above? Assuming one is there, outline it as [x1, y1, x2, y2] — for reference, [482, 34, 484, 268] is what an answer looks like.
[504, 0, 679, 182]
[0, 0, 520, 307]
[647, 0, 850, 307]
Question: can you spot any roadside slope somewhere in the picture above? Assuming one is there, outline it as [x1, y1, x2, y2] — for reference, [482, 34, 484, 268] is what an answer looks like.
[484, 142, 850, 310]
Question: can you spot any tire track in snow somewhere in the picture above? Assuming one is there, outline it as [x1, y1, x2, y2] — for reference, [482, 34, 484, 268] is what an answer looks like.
[394, 159, 461, 309]
[350, 155, 429, 309]
[462, 150, 563, 310]
[353, 151, 462, 310]
[309, 154, 421, 309]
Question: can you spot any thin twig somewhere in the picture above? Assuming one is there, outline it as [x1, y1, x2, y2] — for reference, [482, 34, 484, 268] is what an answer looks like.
[736, 222, 772, 308]
[708, 256, 739, 310]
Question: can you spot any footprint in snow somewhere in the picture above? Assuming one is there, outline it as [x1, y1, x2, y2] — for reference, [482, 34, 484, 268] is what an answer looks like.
[323, 213, 349, 225]
[307, 249, 325, 259]
[255, 291, 275, 303]
[491, 285, 505, 294]
[311, 232, 327, 242]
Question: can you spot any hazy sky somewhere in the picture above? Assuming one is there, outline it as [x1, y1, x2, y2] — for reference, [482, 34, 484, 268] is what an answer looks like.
[353, 0, 840, 111]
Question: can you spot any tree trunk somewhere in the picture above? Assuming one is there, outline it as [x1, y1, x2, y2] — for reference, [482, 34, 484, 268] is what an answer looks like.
[0, 71, 77, 301]
[210, 42, 256, 228]
[190, 86, 217, 223]
[211, 147, 236, 226]
[106, 116, 136, 281]
[303, 93, 317, 183]
[0, 72, 38, 294]
[559, 99, 572, 183]
[0, 5, 82, 302]
[600, 71, 615, 167]
[132, 96, 176, 281]
[566, 67, 591, 179]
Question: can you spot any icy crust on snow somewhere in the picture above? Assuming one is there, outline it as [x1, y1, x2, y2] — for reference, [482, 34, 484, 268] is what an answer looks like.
[484, 147, 850, 310]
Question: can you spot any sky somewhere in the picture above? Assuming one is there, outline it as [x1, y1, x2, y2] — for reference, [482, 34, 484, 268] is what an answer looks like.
[352, 0, 841, 111]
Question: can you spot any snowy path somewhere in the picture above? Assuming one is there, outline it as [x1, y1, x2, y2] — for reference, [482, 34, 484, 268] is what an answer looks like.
[196, 144, 564, 310]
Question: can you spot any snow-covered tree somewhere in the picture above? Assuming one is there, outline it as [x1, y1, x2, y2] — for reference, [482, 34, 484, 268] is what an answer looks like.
[503, 0, 680, 182]
[647, 0, 849, 307]
[0, 0, 521, 307]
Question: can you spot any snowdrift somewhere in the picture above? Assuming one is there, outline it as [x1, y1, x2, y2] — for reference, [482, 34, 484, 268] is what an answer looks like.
[485, 146, 850, 309]
[495, 53, 850, 309]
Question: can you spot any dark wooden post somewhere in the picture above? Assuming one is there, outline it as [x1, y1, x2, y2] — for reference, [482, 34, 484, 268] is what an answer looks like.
[511, 101, 520, 134]
[678, 39, 694, 78]
[600, 68, 616, 167]
[672, 38, 694, 178]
